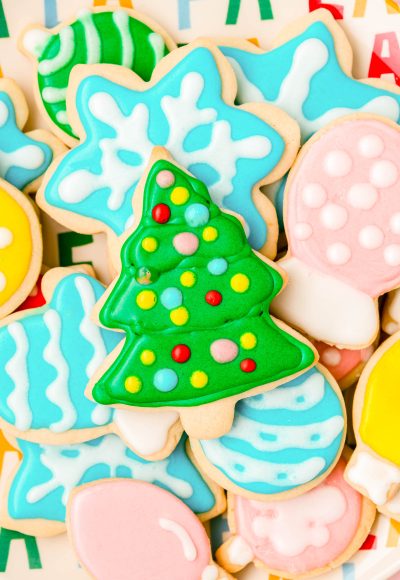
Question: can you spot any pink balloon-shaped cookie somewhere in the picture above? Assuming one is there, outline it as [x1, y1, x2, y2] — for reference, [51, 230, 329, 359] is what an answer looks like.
[273, 116, 400, 348]
[217, 458, 375, 579]
[67, 479, 230, 580]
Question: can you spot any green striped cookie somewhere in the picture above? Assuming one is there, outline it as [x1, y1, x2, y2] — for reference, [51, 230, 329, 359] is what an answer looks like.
[22, 10, 173, 139]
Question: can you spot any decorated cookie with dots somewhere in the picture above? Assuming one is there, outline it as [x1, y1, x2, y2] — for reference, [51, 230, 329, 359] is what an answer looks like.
[20, 7, 176, 144]
[216, 455, 375, 579]
[1, 434, 224, 537]
[88, 150, 316, 440]
[346, 331, 400, 507]
[0, 78, 65, 193]
[272, 115, 400, 349]
[37, 39, 300, 260]
[191, 365, 346, 500]
[0, 178, 42, 320]
[313, 340, 375, 390]
[67, 480, 231, 580]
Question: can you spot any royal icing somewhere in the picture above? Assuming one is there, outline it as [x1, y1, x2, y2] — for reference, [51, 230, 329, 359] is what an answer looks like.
[0, 272, 120, 433]
[273, 118, 400, 347]
[23, 9, 172, 139]
[8, 434, 217, 523]
[313, 340, 373, 387]
[67, 480, 213, 580]
[91, 159, 315, 411]
[41, 45, 286, 251]
[346, 450, 400, 506]
[224, 459, 364, 575]
[197, 366, 344, 497]
[221, 20, 400, 143]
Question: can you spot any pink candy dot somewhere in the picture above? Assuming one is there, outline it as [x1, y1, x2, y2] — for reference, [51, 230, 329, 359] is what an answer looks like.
[210, 339, 238, 363]
[173, 233, 199, 256]
[156, 170, 175, 188]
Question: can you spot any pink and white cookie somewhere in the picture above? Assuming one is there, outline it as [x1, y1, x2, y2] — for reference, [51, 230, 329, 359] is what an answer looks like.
[217, 456, 375, 579]
[313, 340, 375, 390]
[67, 479, 231, 580]
[272, 115, 400, 348]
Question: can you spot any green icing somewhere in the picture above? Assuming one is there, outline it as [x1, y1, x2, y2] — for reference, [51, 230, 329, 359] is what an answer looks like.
[92, 159, 315, 407]
[36, 10, 170, 138]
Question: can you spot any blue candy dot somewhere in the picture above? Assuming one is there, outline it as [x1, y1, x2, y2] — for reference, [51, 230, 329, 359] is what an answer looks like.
[207, 258, 228, 276]
[154, 369, 178, 392]
[161, 287, 183, 310]
[185, 203, 210, 227]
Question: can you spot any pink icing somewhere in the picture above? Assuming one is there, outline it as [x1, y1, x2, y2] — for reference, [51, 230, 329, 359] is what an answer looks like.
[68, 480, 210, 580]
[233, 459, 363, 575]
[173, 232, 199, 255]
[156, 170, 175, 188]
[286, 119, 400, 296]
[313, 341, 373, 382]
[210, 339, 238, 363]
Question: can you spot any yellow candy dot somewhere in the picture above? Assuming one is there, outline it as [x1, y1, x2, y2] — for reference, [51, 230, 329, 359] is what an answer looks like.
[171, 187, 189, 205]
[136, 290, 157, 310]
[191, 371, 208, 388]
[231, 273, 250, 293]
[140, 350, 156, 365]
[142, 237, 158, 252]
[180, 271, 196, 287]
[202, 226, 218, 242]
[125, 376, 142, 393]
[170, 306, 189, 326]
[240, 332, 257, 350]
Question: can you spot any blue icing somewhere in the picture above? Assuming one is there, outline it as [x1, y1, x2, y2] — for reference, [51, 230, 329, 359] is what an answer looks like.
[199, 367, 345, 495]
[0, 92, 53, 190]
[221, 22, 400, 144]
[0, 273, 121, 433]
[43, 47, 286, 250]
[8, 434, 216, 522]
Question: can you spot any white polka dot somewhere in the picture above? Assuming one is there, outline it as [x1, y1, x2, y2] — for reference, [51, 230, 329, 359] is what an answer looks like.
[390, 213, 400, 235]
[321, 348, 341, 367]
[358, 225, 384, 250]
[319, 203, 348, 230]
[370, 160, 398, 188]
[294, 223, 313, 240]
[324, 150, 352, 177]
[0, 272, 5, 291]
[358, 134, 384, 158]
[347, 183, 378, 210]
[384, 245, 400, 266]
[0, 227, 13, 249]
[302, 183, 327, 208]
[326, 243, 351, 265]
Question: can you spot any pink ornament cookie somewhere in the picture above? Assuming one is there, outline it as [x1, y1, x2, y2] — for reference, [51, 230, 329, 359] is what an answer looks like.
[67, 479, 231, 580]
[273, 116, 400, 348]
[217, 457, 375, 579]
[313, 340, 375, 390]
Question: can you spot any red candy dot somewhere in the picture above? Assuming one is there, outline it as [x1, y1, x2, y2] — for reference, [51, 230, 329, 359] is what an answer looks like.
[205, 290, 222, 306]
[152, 203, 171, 224]
[172, 344, 191, 363]
[240, 359, 256, 373]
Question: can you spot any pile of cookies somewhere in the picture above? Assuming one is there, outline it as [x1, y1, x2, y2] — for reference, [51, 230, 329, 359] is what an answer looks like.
[1, 5, 400, 579]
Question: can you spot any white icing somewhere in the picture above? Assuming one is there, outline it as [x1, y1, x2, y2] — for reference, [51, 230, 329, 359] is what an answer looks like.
[56, 110, 68, 125]
[0, 272, 5, 291]
[22, 28, 52, 59]
[359, 225, 384, 250]
[90, 404, 112, 426]
[323, 150, 352, 177]
[390, 212, 400, 234]
[347, 183, 378, 210]
[113, 11, 134, 68]
[346, 450, 400, 505]
[358, 134, 384, 158]
[41, 87, 67, 104]
[149, 32, 165, 64]
[38, 26, 74, 75]
[226, 536, 254, 566]
[326, 242, 351, 265]
[159, 518, 197, 561]
[321, 348, 341, 367]
[5, 322, 32, 430]
[384, 244, 400, 266]
[383, 489, 400, 515]
[201, 564, 219, 580]
[227, 57, 265, 102]
[80, 11, 100, 64]
[0, 227, 13, 249]
[0, 101, 8, 126]
[27, 434, 193, 505]
[272, 256, 377, 346]
[319, 203, 348, 231]
[113, 408, 179, 455]
[369, 160, 399, 188]
[249, 484, 346, 557]
[0, 145, 45, 175]
[294, 222, 313, 240]
[243, 371, 325, 411]
[302, 183, 327, 208]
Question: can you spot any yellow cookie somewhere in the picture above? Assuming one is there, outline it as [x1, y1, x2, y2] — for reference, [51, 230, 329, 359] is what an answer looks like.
[0, 179, 42, 318]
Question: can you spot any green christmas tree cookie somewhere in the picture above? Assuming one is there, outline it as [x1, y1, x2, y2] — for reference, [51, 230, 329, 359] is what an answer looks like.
[91, 152, 316, 438]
